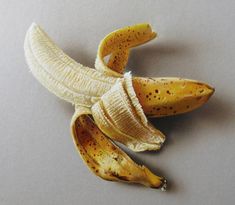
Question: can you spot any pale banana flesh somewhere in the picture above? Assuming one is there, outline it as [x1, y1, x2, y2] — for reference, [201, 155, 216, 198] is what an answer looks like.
[24, 23, 214, 190]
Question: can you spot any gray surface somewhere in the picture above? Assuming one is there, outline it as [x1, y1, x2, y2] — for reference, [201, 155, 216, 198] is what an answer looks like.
[0, 0, 235, 204]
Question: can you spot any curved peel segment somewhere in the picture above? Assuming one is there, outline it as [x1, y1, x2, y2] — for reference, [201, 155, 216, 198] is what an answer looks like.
[71, 106, 167, 189]
[91, 73, 165, 152]
[132, 77, 215, 117]
[95, 23, 157, 76]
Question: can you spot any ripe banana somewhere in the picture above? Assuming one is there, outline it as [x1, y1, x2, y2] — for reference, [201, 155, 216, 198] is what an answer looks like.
[24, 22, 214, 190]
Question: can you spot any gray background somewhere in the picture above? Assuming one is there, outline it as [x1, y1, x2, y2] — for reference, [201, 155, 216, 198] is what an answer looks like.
[0, 0, 235, 204]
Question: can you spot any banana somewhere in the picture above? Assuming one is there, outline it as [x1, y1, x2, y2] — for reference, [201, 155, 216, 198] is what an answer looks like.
[24, 22, 214, 189]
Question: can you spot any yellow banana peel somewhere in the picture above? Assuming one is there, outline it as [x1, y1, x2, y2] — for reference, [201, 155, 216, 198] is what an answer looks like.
[24, 23, 214, 190]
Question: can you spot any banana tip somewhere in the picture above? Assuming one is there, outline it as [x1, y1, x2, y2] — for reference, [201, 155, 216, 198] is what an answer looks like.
[160, 178, 167, 191]
[207, 85, 215, 98]
[210, 87, 215, 95]
[30, 22, 38, 29]
[150, 178, 167, 191]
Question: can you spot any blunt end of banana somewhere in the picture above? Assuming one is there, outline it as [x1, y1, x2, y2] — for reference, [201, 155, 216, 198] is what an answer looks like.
[150, 31, 157, 39]
[147, 178, 167, 191]
[141, 167, 167, 190]
[30, 22, 38, 28]
[187, 81, 215, 110]
[150, 178, 167, 191]
[160, 178, 167, 191]
[204, 84, 215, 99]
[27, 22, 40, 36]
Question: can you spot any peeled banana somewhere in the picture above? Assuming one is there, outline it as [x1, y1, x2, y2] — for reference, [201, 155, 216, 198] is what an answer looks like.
[24, 23, 214, 190]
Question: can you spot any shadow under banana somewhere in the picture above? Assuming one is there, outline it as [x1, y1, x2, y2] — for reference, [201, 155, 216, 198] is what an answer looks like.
[24, 23, 214, 190]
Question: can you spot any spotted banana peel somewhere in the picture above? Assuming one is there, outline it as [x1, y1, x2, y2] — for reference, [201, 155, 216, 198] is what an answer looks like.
[24, 23, 214, 190]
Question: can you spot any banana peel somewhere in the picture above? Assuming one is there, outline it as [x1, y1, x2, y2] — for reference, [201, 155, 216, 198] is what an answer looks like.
[24, 23, 214, 190]
[71, 106, 166, 189]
